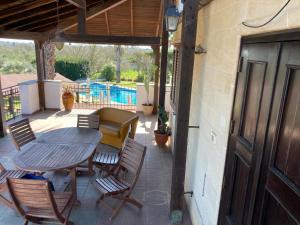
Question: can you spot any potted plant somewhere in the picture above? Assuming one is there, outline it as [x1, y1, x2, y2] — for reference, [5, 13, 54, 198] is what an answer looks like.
[62, 86, 74, 111]
[142, 71, 153, 116]
[154, 105, 171, 146]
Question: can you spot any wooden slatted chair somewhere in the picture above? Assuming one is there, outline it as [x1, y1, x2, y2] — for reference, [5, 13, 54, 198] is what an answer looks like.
[77, 114, 100, 175]
[8, 118, 36, 151]
[7, 178, 74, 225]
[93, 130, 130, 176]
[0, 163, 27, 208]
[94, 138, 146, 220]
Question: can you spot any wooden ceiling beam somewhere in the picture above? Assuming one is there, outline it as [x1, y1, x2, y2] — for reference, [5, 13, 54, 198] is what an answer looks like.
[156, 0, 163, 37]
[57, 0, 129, 32]
[6, 6, 77, 31]
[130, 0, 134, 36]
[0, 0, 55, 20]
[0, 30, 46, 41]
[65, 0, 85, 8]
[1, 2, 71, 27]
[77, 1, 87, 34]
[53, 33, 161, 45]
[105, 12, 110, 35]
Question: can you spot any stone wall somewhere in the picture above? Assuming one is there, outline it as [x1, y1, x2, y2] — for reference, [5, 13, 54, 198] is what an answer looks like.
[171, 1, 300, 225]
[43, 41, 56, 80]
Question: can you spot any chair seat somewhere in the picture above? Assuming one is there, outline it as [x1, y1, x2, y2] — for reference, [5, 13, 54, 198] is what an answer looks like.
[0, 170, 27, 185]
[100, 121, 121, 137]
[93, 152, 119, 165]
[26, 192, 72, 218]
[95, 176, 129, 195]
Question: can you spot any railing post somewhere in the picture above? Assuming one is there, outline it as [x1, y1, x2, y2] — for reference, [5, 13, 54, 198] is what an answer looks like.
[8, 87, 15, 119]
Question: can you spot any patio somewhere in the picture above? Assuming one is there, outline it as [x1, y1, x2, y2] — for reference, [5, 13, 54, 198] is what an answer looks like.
[0, 110, 192, 225]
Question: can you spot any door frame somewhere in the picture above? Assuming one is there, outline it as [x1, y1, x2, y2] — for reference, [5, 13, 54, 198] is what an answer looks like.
[218, 29, 300, 225]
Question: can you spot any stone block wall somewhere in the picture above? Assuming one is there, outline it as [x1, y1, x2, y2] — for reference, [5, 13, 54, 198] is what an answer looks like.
[170, 0, 300, 225]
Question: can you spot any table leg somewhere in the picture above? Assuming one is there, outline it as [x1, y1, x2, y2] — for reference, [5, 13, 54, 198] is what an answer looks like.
[70, 167, 81, 206]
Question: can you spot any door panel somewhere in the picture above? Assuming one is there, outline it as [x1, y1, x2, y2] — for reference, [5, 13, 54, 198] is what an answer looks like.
[218, 43, 280, 225]
[259, 43, 300, 224]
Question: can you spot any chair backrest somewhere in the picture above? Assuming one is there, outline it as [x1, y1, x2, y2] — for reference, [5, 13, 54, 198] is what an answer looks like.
[77, 114, 99, 129]
[119, 138, 146, 187]
[6, 178, 60, 219]
[8, 118, 36, 150]
[0, 163, 5, 173]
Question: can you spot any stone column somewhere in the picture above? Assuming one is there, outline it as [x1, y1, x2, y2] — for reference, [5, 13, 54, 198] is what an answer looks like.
[43, 41, 56, 80]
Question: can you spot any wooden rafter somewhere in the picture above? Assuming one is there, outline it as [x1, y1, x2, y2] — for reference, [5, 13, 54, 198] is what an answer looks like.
[105, 12, 110, 35]
[77, 1, 87, 34]
[0, 0, 55, 20]
[65, 0, 85, 8]
[1, 1, 71, 28]
[0, 31, 45, 40]
[7, 6, 77, 31]
[53, 33, 160, 45]
[156, 0, 163, 37]
[130, 0, 134, 36]
[57, 0, 129, 32]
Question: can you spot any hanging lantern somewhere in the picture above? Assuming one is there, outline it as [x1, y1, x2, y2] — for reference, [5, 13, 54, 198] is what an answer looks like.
[54, 42, 64, 50]
[165, 4, 180, 32]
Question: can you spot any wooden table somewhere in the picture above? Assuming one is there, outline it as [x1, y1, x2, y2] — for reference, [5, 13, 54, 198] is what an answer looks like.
[13, 127, 101, 204]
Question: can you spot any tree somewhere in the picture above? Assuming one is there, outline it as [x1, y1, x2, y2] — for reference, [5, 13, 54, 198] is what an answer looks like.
[100, 64, 115, 81]
[115, 45, 123, 83]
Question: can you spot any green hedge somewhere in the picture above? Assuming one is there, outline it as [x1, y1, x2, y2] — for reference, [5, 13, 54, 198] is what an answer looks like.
[55, 57, 90, 81]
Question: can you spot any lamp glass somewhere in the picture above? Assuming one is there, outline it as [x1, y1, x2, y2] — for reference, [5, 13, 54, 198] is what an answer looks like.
[165, 5, 180, 32]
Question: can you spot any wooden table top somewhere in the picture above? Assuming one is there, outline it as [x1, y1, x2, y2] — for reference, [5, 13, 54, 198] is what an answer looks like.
[14, 127, 101, 173]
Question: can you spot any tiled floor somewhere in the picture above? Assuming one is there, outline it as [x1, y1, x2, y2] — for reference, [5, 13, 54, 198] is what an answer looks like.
[0, 110, 192, 225]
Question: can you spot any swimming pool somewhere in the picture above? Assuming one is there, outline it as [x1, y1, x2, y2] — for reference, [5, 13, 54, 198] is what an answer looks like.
[81, 83, 137, 105]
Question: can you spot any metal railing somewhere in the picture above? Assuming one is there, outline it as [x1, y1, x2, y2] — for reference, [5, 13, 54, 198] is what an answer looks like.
[2, 85, 21, 121]
[63, 81, 137, 111]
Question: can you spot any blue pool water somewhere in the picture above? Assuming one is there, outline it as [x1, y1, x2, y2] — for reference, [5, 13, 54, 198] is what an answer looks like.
[81, 83, 136, 105]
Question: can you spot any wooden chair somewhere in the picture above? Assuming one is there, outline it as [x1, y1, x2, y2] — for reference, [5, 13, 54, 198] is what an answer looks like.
[94, 138, 146, 220]
[7, 178, 74, 225]
[0, 163, 27, 208]
[93, 130, 130, 176]
[77, 114, 100, 175]
[8, 118, 36, 151]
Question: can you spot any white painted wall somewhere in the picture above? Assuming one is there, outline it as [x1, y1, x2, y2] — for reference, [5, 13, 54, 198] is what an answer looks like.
[19, 80, 40, 115]
[44, 80, 63, 109]
[171, 1, 300, 225]
[136, 83, 172, 112]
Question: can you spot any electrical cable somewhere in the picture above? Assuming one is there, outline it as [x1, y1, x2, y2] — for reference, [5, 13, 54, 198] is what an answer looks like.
[242, 0, 291, 28]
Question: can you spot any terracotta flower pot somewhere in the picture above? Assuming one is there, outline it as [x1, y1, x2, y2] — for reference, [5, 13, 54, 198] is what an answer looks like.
[142, 104, 153, 116]
[154, 130, 169, 147]
[62, 92, 74, 111]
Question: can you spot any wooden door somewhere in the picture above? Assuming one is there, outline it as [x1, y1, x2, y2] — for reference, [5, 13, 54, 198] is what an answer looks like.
[253, 42, 300, 225]
[218, 43, 281, 225]
[219, 41, 300, 225]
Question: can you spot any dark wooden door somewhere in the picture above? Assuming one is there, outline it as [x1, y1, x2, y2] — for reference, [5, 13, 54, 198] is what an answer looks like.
[253, 42, 300, 225]
[218, 43, 281, 225]
[219, 41, 300, 225]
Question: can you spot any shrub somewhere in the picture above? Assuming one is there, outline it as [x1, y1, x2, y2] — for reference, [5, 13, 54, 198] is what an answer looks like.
[121, 70, 139, 81]
[100, 64, 115, 81]
[55, 57, 90, 81]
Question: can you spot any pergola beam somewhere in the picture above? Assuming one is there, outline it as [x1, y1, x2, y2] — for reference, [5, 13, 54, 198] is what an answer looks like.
[170, 0, 199, 214]
[158, 0, 169, 109]
[65, 0, 85, 8]
[130, 0, 134, 36]
[0, 0, 55, 20]
[105, 12, 110, 35]
[156, 0, 163, 37]
[77, 0, 86, 34]
[0, 30, 46, 40]
[53, 33, 161, 45]
[58, 0, 129, 31]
